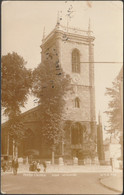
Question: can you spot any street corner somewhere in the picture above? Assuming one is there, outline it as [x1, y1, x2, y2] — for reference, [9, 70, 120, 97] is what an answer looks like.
[99, 175, 123, 193]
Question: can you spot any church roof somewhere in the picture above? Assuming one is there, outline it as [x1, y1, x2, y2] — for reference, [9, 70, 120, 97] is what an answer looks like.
[2, 106, 39, 128]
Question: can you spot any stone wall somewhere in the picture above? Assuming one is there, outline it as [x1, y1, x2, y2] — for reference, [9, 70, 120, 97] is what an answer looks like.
[41, 26, 97, 159]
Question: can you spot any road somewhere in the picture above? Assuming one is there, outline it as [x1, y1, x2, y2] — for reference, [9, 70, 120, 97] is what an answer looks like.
[1, 172, 119, 194]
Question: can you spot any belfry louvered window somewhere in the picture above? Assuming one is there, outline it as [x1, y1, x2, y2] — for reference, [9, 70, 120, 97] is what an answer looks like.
[72, 49, 80, 73]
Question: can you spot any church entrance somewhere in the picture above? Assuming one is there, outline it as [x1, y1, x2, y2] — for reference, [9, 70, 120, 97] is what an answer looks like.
[71, 122, 86, 159]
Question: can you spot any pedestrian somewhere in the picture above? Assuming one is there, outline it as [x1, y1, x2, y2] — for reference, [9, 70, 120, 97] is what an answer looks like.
[12, 158, 19, 175]
[37, 162, 41, 172]
[2, 160, 6, 172]
[34, 161, 37, 171]
[42, 161, 47, 172]
[31, 161, 35, 171]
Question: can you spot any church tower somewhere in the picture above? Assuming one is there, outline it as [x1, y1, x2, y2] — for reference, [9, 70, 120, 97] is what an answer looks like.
[40, 19, 97, 160]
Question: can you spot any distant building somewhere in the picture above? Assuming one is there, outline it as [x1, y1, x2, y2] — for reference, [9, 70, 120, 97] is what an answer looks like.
[103, 136, 121, 168]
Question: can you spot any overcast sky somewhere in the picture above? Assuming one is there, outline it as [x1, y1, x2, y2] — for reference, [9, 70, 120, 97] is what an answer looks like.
[2, 1, 123, 138]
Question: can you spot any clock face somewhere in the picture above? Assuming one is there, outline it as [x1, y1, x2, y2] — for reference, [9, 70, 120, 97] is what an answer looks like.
[72, 74, 80, 83]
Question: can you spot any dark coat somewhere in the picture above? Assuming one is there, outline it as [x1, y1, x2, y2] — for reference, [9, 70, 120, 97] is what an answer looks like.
[12, 160, 19, 168]
[42, 161, 46, 168]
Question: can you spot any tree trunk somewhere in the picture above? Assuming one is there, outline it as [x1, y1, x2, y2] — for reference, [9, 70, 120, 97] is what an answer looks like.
[15, 143, 18, 158]
[13, 139, 15, 158]
[52, 151, 54, 165]
[62, 141, 64, 156]
[52, 144, 55, 165]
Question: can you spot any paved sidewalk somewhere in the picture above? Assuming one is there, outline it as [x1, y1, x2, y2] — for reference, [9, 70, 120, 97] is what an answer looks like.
[100, 175, 123, 193]
[2, 165, 111, 173]
[2, 165, 122, 174]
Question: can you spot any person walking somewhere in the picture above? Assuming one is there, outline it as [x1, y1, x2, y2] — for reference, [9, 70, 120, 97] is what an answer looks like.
[42, 161, 47, 172]
[12, 158, 19, 175]
[37, 162, 41, 172]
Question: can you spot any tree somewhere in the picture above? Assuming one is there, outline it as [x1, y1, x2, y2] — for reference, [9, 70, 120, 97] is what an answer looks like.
[32, 58, 72, 162]
[105, 68, 123, 159]
[2, 52, 32, 118]
[105, 74, 122, 133]
[2, 52, 32, 156]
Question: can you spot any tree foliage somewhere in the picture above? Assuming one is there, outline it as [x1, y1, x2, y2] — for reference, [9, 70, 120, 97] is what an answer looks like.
[2, 52, 32, 141]
[7, 116, 26, 143]
[105, 74, 122, 133]
[2, 52, 32, 118]
[32, 59, 72, 146]
[105, 68, 123, 160]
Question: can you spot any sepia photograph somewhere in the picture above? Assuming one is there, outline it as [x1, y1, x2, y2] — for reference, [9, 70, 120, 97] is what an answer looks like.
[1, 1, 123, 194]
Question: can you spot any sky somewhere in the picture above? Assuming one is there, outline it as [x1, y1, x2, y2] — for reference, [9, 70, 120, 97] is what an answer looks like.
[2, 1, 123, 139]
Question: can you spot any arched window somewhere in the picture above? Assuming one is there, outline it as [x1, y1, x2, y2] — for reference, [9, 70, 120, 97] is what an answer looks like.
[72, 49, 80, 73]
[75, 97, 80, 108]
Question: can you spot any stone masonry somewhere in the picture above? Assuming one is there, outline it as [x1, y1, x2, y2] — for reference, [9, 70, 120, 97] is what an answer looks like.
[41, 22, 97, 159]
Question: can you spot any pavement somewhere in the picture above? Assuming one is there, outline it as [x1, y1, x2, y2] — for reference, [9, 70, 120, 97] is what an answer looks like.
[18, 164, 123, 173]
[99, 175, 123, 193]
[1, 172, 120, 194]
[1, 165, 123, 193]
